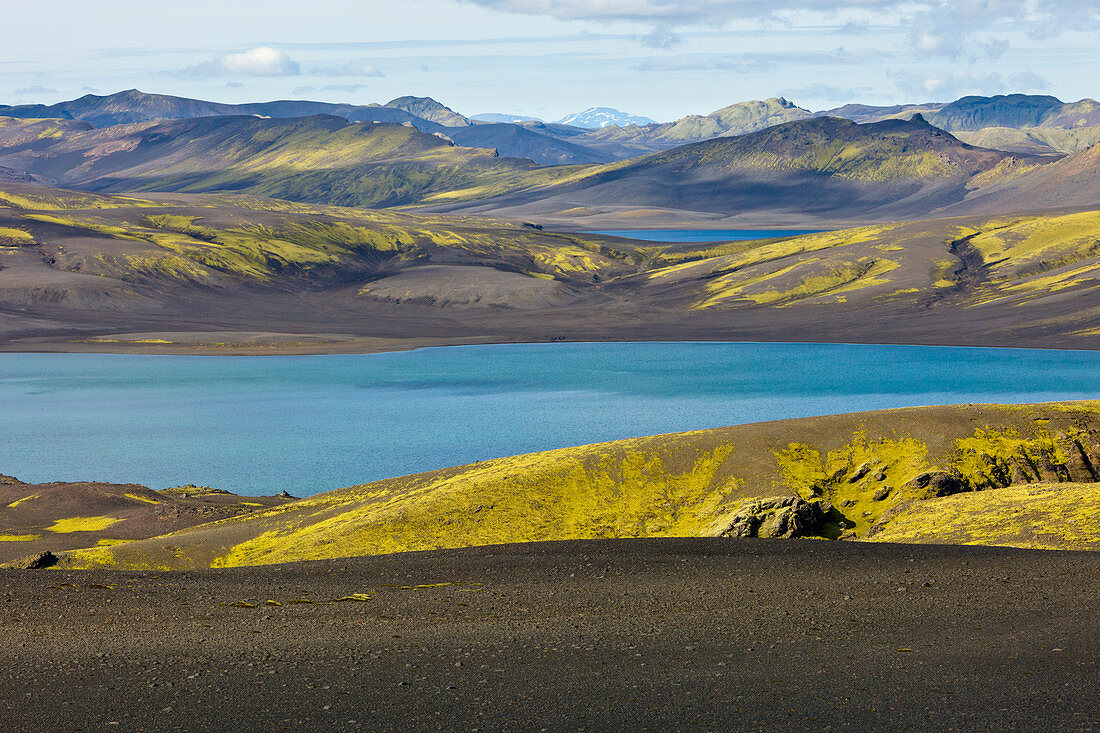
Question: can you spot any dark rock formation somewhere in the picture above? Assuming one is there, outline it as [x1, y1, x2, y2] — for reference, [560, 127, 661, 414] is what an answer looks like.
[848, 462, 872, 482]
[904, 471, 968, 498]
[2, 551, 57, 570]
[719, 497, 831, 539]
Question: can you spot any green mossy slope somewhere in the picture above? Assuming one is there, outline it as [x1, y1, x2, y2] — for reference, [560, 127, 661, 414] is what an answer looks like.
[60, 401, 1100, 570]
[866, 483, 1100, 549]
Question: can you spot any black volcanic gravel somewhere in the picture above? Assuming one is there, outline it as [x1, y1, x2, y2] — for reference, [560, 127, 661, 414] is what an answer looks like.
[1, 538, 1097, 732]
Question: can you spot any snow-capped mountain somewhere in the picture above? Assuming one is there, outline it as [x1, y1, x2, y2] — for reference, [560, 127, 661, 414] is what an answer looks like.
[555, 107, 657, 129]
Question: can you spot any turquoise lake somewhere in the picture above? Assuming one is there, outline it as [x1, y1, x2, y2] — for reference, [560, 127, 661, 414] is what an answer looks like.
[587, 229, 829, 243]
[1, 342, 1099, 496]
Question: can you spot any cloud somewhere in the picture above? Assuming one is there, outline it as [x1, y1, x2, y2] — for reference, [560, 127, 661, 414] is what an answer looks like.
[891, 69, 1050, 99]
[634, 47, 888, 73]
[225, 81, 245, 88]
[458, 1, 1100, 57]
[178, 47, 300, 78]
[310, 63, 385, 77]
[292, 85, 317, 95]
[640, 27, 682, 49]
[14, 85, 57, 96]
[456, 0, 890, 25]
[780, 83, 873, 104]
[320, 83, 370, 92]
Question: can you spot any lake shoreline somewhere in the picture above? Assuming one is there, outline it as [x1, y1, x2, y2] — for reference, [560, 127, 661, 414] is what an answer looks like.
[6, 330, 1100, 356]
[4, 343, 1100, 497]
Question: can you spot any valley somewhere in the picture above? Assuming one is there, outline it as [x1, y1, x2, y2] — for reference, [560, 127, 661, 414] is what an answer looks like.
[8, 6, 1100, 730]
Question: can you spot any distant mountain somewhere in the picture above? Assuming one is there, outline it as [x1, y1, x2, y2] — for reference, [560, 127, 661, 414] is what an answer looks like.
[471, 113, 544, 123]
[925, 94, 1096, 131]
[444, 123, 613, 165]
[0, 115, 577, 208]
[952, 126, 1100, 156]
[436, 116, 1046, 221]
[0, 89, 1086, 218]
[0, 90, 601, 166]
[9, 89, 1100, 167]
[383, 96, 470, 127]
[820, 96, 1100, 154]
[574, 98, 813, 157]
[817, 103, 946, 124]
[0, 89, 435, 130]
[555, 108, 656, 129]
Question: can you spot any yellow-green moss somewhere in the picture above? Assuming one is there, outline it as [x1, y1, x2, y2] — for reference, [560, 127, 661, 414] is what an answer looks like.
[6, 494, 39, 508]
[773, 434, 930, 534]
[0, 226, 34, 244]
[47, 516, 122, 533]
[58, 403, 1100, 570]
[865, 483, 1100, 550]
[209, 444, 746, 567]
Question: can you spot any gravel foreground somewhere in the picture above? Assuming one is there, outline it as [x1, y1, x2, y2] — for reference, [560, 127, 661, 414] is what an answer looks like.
[1, 538, 1096, 732]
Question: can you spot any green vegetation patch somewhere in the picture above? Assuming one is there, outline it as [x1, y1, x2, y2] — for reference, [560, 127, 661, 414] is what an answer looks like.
[950, 426, 1083, 488]
[866, 483, 1100, 550]
[47, 516, 123, 533]
[6, 493, 39, 508]
[200, 443, 749, 567]
[773, 433, 930, 535]
[57, 403, 1100, 570]
[0, 226, 34, 245]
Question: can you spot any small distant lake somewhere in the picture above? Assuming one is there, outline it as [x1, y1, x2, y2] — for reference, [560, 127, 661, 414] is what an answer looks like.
[586, 229, 830, 243]
[1, 342, 1099, 496]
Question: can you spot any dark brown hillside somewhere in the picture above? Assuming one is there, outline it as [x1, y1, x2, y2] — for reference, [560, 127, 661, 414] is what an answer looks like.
[950, 142, 1100, 214]
[0, 475, 291, 562]
[435, 116, 1049, 221]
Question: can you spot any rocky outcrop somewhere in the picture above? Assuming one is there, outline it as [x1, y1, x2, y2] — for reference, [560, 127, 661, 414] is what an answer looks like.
[1, 551, 57, 570]
[719, 497, 831, 539]
[903, 470, 968, 498]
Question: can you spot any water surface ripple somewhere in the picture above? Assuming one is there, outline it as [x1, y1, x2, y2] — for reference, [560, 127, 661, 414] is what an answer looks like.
[1, 342, 1097, 495]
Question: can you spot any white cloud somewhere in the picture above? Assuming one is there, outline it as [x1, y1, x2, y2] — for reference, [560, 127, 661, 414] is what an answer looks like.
[457, 1, 1100, 57]
[457, 0, 888, 25]
[781, 82, 873, 104]
[310, 63, 385, 77]
[634, 47, 888, 73]
[321, 83, 370, 92]
[640, 26, 681, 49]
[179, 47, 301, 78]
[891, 70, 1049, 99]
[14, 85, 57, 96]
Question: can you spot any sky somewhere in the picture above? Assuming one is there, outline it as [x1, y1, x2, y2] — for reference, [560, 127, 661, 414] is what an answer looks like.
[3, 0, 1100, 122]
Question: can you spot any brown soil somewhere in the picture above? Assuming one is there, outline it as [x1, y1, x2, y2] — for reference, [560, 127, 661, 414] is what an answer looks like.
[0, 478, 291, 562]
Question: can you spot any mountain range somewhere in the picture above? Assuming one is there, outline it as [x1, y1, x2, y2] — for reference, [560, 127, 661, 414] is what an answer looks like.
[436, 115, 1054, 223]
[6, 97, 1100, 222]
[8, 89, 1100, 170]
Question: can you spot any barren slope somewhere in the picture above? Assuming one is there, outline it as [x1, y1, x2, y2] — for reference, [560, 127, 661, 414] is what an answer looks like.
[6, 185, 1100, 350]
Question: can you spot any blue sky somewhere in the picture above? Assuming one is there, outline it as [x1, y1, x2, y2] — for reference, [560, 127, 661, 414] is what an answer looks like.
[4, 0, 1100, 121]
